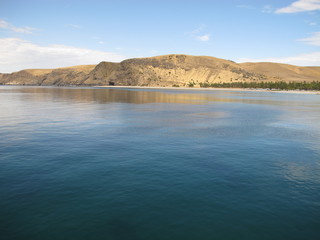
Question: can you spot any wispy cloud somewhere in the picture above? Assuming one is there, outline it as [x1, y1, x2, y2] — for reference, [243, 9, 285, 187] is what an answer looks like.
[67, 24, 82, 29]
[189, 25, 206, 35]
[197, 34, 210, 42]
[0, 38, 126, 73]
[237, 51, 320, 66]
[275, 0, 320, 14]
[298, 32, 320, 45]
[262, 5, 273, 13]
[189, 25, 211, 42]
[92, 37, 106, 45]
[0, 19, 36, 34]
[305, 20, 317, 25]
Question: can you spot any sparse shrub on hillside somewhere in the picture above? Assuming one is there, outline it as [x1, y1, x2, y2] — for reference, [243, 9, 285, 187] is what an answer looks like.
[199, 82, 210, 88]
[197, 81, 320, 90]
[188, 81, 195, 87]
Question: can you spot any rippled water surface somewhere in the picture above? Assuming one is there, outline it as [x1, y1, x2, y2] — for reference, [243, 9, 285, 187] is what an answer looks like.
[1, 86, 320, 240]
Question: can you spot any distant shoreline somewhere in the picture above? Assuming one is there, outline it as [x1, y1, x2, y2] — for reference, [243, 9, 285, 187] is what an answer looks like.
[1, 84, 319, 95]
[97, 85, 320, 95]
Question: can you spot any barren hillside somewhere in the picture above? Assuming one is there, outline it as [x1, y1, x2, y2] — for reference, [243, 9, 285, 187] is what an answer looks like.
[1, 55, 319, 87]
[240, 62, 320, 82]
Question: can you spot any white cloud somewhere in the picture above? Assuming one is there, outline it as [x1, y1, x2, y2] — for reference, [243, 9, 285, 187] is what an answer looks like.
[0, 38, 126, 73]
[188, 25, 211, 42]
[305, 20, 317, 25]
[197, 34, 210, 42]
[0, 19, 36, 34]
[189, 25, 206, 35]
[299, 32, 320, 45]
[237, 51, 320, 66]
[275, 0, 320, 13]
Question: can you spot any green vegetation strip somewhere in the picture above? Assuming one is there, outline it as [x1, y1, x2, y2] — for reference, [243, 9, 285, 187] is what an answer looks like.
[198, 81, 320, 90]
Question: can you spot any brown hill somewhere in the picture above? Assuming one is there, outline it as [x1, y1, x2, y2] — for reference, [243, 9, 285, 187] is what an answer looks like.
[240, 62, 320, 82]
[0, 65, 96, 85]
[0, 55, 319, 87]
[83, 55, 270, 87]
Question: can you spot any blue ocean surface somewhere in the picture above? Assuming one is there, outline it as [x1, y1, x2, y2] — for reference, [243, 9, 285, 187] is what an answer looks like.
[0, 86, 320, 240]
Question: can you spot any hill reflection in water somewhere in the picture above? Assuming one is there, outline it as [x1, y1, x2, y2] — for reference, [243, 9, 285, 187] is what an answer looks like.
[1, 86, 316, 107]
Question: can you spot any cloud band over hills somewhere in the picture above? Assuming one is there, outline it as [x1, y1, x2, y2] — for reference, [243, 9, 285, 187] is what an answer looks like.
[0, 38, 125, 73]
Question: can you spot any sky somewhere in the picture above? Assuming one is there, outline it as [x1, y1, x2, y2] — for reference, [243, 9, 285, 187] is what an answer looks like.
[0, 0, 320, 72]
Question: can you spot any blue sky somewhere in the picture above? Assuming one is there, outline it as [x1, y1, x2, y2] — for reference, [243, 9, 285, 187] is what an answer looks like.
[1, 0, 320, 72]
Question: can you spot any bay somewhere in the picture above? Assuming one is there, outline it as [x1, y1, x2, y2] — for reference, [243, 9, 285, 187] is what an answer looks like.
[0, 86, 320, 240]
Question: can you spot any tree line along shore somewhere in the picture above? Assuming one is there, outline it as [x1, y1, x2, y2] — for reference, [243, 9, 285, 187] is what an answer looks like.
[1, 81, 320, 91]
[185, 81, 320, 91]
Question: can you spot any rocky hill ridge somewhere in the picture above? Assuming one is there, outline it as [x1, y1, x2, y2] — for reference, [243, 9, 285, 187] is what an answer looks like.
[0, 54, 319, 87]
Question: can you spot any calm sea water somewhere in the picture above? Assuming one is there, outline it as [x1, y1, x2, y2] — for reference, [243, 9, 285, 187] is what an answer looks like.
[0, 86, 320, 240]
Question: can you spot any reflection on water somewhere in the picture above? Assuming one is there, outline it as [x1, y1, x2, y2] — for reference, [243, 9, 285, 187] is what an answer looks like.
[1, 86, 221, 104]
[1, 86, 320, 149]
[281, 161, 320, 185]
[187, 112, 229, 118]
[2, 86, 319, 106]
[1, 86, 320, 240]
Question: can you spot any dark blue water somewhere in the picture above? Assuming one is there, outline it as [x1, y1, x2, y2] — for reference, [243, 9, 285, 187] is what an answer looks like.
[1, 86, 320, 240]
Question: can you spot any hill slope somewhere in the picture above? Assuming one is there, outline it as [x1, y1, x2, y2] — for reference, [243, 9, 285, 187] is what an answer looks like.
[0, 55, 319, 87]
[0, 65, 96, 86]
[240, 62, 320, 82]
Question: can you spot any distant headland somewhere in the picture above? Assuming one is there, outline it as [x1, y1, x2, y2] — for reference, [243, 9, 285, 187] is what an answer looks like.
[1, 54, 319, 90]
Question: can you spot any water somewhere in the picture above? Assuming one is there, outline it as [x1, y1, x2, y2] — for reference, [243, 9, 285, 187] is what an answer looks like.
[0, 86, 320, 240]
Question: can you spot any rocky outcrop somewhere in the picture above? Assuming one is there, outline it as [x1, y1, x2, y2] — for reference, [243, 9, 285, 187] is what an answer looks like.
[0, 70, 43, 85]
[1, 55, 319, 86]
[100, 55, 270, 87]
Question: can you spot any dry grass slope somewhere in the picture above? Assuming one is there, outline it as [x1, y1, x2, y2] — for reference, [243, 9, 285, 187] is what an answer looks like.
[240, 62, 320, 82]
[1, 55, 319, 86]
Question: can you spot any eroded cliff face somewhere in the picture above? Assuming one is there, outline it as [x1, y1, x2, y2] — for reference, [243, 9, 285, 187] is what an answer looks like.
[0, 70, 43, 85]
[0, 65, 96, 86]
[1, 54, 319, 86]
[84, 55, 269, 87]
